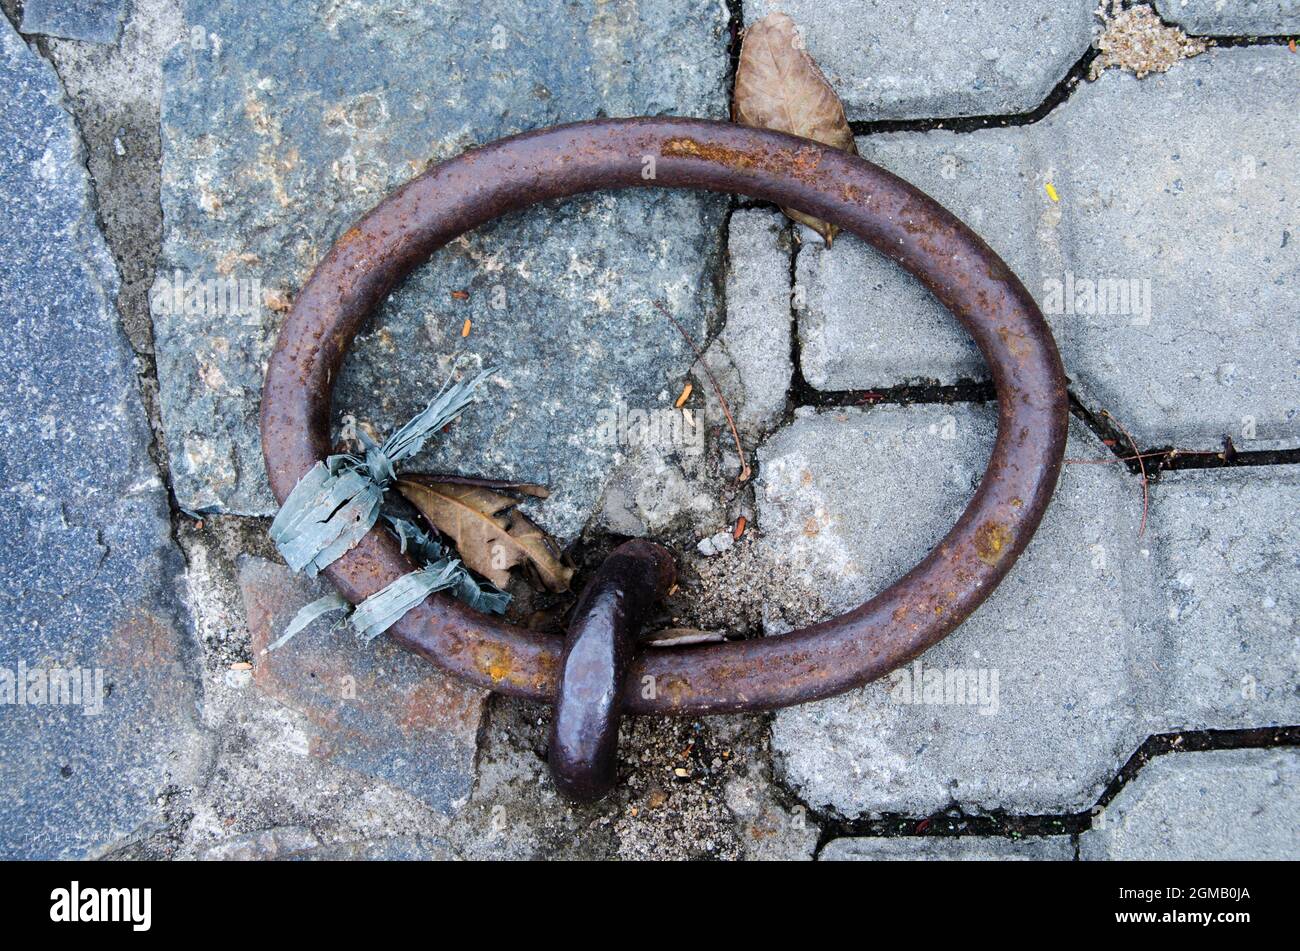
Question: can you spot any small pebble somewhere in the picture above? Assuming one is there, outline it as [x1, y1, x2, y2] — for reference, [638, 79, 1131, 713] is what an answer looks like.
[696, 530, 733, 557]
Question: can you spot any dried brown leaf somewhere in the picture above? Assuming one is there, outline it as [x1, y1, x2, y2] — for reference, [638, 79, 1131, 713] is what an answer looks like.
[400, 471, 550, 498]
[396, 479, 573, 592]
[500, 510, 574, 593]
[734, 12, 856, 244]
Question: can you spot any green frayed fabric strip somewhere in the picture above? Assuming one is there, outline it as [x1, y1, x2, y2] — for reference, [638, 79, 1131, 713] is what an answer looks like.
[271, 551, 507, 653]
[387, 516, 511, 616]
[268, 368, 510, 650]
[270, 461, 380, 575]
[264, 591, 349, 653]
[269, 369, 493, 577]
[350, 561, 463, 643]
[382, 366, 493, 465]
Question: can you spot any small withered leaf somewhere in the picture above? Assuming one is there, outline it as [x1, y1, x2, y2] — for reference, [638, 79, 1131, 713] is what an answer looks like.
[396, 479, 573, 593]
[645, 627, 727, 647]
[734, 12, 857, 245]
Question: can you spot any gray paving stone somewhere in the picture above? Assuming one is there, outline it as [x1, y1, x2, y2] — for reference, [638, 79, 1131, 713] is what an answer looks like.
[29, 0, 186, 369]
[153, 0, 729, 540]
[1080, 748, 1300, 860]
[795, 127, 1039, 388]
[821, 835, 1074, 860]
[1154, 0, 1300, 35]
[591, 209, 790, 539]
[795, 48, 1300, 449]
[591, 439, 723, 540]
[744, 1, 1098, 121]
[0, 20, 204, 859]
[20, 0, 129, 44]
[199, 825, 456, 860]
[764, 405, 1155, 816]
[237, 557, 484, 815]
[714, 209, 793, 437]
[1149, 467, 1300, 731]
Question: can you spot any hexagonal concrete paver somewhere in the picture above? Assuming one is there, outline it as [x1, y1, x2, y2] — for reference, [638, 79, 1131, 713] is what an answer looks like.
[1154, 0, 1300, 36]
[795, 48, 1300, 450]
[821, 835, 1074, 860]
[762, 405, 1155, 816]
[1080, 748, 1300, 860]
[744, 1, 1098, 121]
[1149, 466, 1300, 731]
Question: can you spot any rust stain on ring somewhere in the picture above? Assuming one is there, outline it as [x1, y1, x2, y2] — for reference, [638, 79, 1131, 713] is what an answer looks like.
[259, 117, 1069, 717]
[973, 521, 1015, 566]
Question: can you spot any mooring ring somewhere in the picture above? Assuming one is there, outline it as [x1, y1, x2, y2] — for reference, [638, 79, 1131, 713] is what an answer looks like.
[261, 117, 1068, 716]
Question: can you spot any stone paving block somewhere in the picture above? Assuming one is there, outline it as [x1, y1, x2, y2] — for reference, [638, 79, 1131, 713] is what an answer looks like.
[795, 128, 1040, 388]
[821, 835, 1074, 861]
[1048, 48, 1299, 449]
[29, 0, 187, 375]
[237, 557, 485, 815]
[1149, 467, 1300, 731]
[1154, 0, 1300, 36]
[764, 405, 1155, 816]
[589, 211, 790, 540]
[20, 0, 129, 44]
[0, 21, 204, 859]
[1080, 748, 1299, 860]
[795, 48, 1300, 449]
[715, 209, 793, 436]
[200, 825, 455, 860]
[154, 0, 729, 539]
[744, 0, 1097, 121]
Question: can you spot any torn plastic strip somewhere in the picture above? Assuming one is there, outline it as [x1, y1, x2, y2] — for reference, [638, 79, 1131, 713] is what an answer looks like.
[386, 516, 511, 615]
[264, 591, 349, 653]
[350, 560, 463, 643]
[269, 516, 512, 655]
[268, 370, 493, 577]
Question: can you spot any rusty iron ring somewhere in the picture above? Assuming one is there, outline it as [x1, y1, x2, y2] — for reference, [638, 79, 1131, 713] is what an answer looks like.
[261, 117, 1068, 717]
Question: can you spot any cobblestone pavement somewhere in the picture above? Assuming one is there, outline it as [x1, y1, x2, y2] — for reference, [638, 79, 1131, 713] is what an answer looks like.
[1, 0, 1295, 859]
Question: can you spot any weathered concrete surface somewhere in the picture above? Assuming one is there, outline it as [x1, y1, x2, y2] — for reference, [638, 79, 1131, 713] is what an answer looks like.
[19, 0, 128, 44]
[153, 0, 729, 542]
[592, 433, 724, 542]
[745, 1, 1097, 121]
[1154, 0, 1300, 35]
[1080, 748, 1300, 860]
[445, 696, 817, 860]
[821, 835, 1074, 860]
[798, 48, 1300, 449]
[763, 406, 1154, 816]
[237, 557, 484, 815]
[1046, 48, 1299, 448]
[1150, 467, 1300, 731]
[0, 20, 204, 859]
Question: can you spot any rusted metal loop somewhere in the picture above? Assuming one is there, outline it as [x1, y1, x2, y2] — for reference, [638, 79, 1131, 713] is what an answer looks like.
[549, 540, 676, 800]
[261, 117, 1069, 716]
